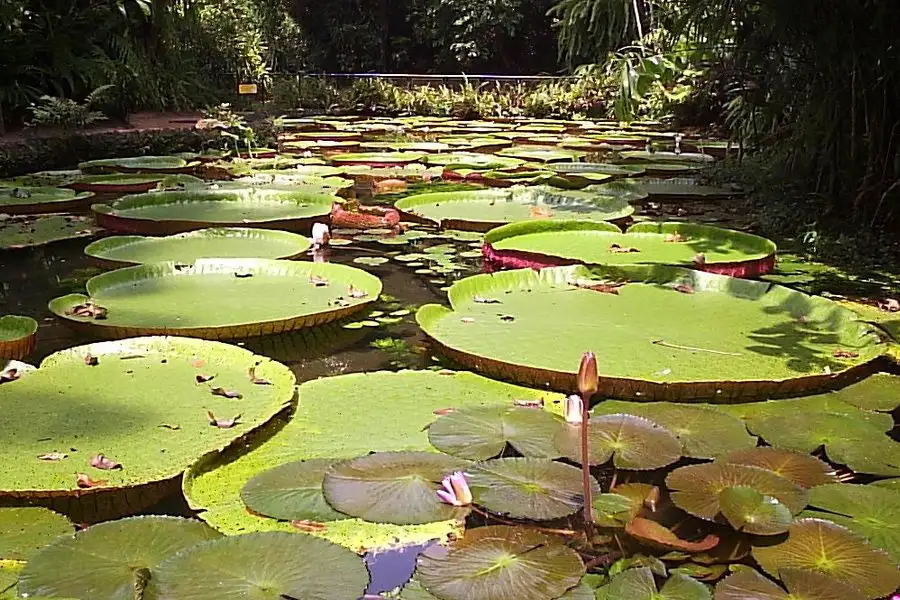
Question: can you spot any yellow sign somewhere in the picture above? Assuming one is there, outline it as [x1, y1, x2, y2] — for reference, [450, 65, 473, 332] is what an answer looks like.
[238, 83, 258, 95]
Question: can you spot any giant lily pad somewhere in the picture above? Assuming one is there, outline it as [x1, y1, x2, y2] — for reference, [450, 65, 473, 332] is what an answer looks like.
[468, 457, 599, 520]
[91, 188, 336, 234]
[0, 336, 295, 521]
[590, 401, 757, 459]
[595, 567, 711, 600]
[329, 152, 427, 167]
[717, 447, 838, 488]
[50, 259, 380, 340]
[17, 516, 221, 599]
[497, 147, 586, 163]
[416, 265, 882, 400]
[803, 483, 900, 562]
[554, 414, 682, 469]
[0, 186, 94, 215]
[0, 315, 38, 360]
[715, 568, 867, 600]
[666, 463, 808, 521]
[427, 405, 563, 460]
[751, 518, 900, 599]
[425, 153, 525, 171]
[395, 188, 634, 232]
[84, 228, 311, 267]
[484, 221, 776, 277]
[78, 156, 194, 174]
[415, 525, 584, 600]
[69, 174, 171, 194]
[0, 507, 73, 560]
[150, 531, 369, 600]
[545, 162, 645, 185]
[184, 370, 561, 550]
[0, 214, 101, 250]
[618, 151, 715, 164]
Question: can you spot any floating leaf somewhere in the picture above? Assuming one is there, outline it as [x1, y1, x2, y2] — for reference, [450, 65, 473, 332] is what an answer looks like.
[718, 486, 793, 535]
[666, 463, 808, 521]
[593, 402, 756, 459]
[714, 567, 867, 600]
[591, 484, 656, 527]
[833, 373, 900, 412]
[207, 410, 240, 429]
[718, 447, 837, 488]
[751, 518, 900, 599]
[90, 454, 122, 470]
[322, 451, 471, 525]
[427, 405, 562, 460]
[151, 531, 368, 600]
[353, 256, 390, 266]
[241, 459, 348, 523]
[467, 457, 599, 520]
[416, 525, 584, 600]
[625, 518, 719, 552]
[554, 414, 682, 469]
[0, 507, 73, 561]
[803, 483, 900, 562]
[75, 473, 106, 488]
[595, 567, 711, 600]
[17, 516, 221, 600]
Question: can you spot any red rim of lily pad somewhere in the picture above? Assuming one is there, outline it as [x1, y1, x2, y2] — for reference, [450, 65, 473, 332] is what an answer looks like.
[481, 221, 777, 278]
[0, 315, 39, 360]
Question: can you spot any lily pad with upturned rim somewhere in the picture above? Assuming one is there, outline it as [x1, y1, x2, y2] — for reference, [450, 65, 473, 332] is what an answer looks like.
[426, 405, 563, 460]
[0, 507, 73, 561]
[68, 173, 171, 194]
[425, 153, 526, 171]
[184, 370, 561, 551]
[553, 414, 682, 469]
[416, 265, 882, 400]
[0, 336, 295, 521]
[0, 214, 102, 250]
[17, 516, 222, 600]
[84, 228, 311, 267]
[415, 525, 585, 600]
[0, 315, 38, 360]
[0, 186, 94, 215]
[618, 151, 716, 164]
[497, 147, 586, 163]
[751, 518, 900, 599]
[91, 188, 336, 235]
[329, 152, 427, 167]
[78, 155, 193, 174]
[150, 531, 369, 600]
[49, 259, 381, 340]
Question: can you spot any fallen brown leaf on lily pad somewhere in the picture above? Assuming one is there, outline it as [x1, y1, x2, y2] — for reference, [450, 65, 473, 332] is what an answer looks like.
[673, 283, 695, 294]
[832, 349, 859, 359]
[514, 398, 544, 408]
[211, 387, 242, 399]
[76, 473, 107, 489]
[348, 285, 368, 298]
[207, 410, 240, 429]
[84, 353, 99, 366]
[65, 299, 108, 320]
[530, 206, 553, 218]
[609, 243, 640, 254]
[664, 233, 688, 243]
[38, 452, 68, 461]
[570, 278, 625, 295]
[291, 520, 328, 533]
[433, 407, 456, 416]
[248, 366, 271, 385]
[309, 275, 329, 287]
[191, 359, 207, 368]
[90, 454, 122, 470]
[195, 373, 215, 384]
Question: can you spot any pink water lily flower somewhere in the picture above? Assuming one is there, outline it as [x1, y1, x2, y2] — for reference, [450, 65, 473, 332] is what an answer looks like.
[436, 471, 472, 506]
[565, 394, 584, 424]
[311, 222, 330, 249]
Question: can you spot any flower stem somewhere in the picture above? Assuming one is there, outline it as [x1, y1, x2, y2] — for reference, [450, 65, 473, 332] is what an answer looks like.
[580, 391, 594, 536]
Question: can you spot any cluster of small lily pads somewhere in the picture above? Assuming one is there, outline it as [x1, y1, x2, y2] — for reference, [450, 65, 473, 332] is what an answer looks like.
[0, 114, 897, 600]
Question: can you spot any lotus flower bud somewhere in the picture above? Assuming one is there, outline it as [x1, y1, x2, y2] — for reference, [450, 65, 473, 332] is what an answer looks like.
[311, 223, 330, 248]
[436, 471, 472, 507]
[565, 395, 583, 424]
[577, 351, 598, 397]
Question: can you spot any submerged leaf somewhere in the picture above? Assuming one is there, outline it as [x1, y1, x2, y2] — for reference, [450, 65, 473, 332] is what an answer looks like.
[625, 518, 719, 553]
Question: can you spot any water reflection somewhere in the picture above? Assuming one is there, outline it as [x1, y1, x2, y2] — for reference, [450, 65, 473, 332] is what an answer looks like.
[363, 540, 438, 596]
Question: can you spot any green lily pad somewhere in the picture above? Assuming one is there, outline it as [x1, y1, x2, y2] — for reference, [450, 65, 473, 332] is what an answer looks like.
[91, 188, 336, 235]
[1, 169, 83, 187]
[79, 155, 192, 174]
[151, 531, 368, 599]
[17, 516, 221, 599]
[717, 447, 838, 488]
[803, 483, 900, 562]
[715, 567, 867, 600]
[497, 147, 586, 163]
[0, 507, 73, 560]
[395, 188, 633, 232]
[832, 372, 900, 411]
[425, 153, 525, 171]
[718, 486, 794, 535]
[586, 402, 757, 459]
[427, 405, 563, 460]
[49, 259, 380, 340]
[241, 459, 347, 522]
[353, 256, 390, 266]
[546, 162, 646, 180]
[0, 214, 101, 250]
[752, 518, 900, 599]
[0, 336, 294, 521]
[0, 186, 94, 215]
[469, 457, 599, 520]
[595, 568, 711, 600]
[330, 152, 427, 166]
[322, 451, 470, 525]
[68, 173, 170, 194]
[416, 525, 585, 600]
[416, 265, 882, 400]
[618, 151, 715, 164]
[184, 370, 560, 550]
[592, 493, 640, 527]
[553, 414, 682, 469]
[873, 479, 900, 491]
[482, 169, 554, 186]
[84, 228, 311, 267]
[0, 315, 38, 360]
[666, 463, 808, 521]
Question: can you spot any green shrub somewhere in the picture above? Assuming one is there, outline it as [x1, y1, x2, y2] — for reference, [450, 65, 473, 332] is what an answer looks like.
[27, 86, 113, 129]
